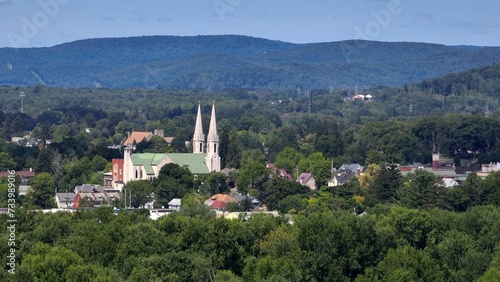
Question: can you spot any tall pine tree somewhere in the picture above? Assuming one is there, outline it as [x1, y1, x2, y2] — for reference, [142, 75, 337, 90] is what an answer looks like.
[371, 163, 402, 203]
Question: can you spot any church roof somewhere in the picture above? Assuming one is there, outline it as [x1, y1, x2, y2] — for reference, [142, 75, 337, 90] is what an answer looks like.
[124, 132, 153, 146]
[130, 153, 166, 175]
[166, 153, 210, 174]
[129, 152, 211, 175]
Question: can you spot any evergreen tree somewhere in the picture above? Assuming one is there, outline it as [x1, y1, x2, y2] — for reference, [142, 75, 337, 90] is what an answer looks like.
[370, 163, 402, 203]
[35, 147, 55, 174]
[397, 169, 446, 210]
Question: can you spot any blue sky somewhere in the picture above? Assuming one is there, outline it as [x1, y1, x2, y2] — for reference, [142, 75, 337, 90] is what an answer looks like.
[1, 0, 499, 48]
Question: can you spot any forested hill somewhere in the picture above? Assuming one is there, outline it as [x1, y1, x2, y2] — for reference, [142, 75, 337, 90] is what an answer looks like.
[1, 35, 500, 90]
[411, 62, 500, 97]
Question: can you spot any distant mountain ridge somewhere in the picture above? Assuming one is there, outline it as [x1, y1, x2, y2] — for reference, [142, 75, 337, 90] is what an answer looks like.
[1, 35, 500, 90]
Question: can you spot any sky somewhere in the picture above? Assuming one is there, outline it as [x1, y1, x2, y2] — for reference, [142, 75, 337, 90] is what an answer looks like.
[1, 0, 499, 48]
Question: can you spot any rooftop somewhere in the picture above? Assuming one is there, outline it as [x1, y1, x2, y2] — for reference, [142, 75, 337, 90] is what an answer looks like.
[0, 170, 35, 178]
[168, 198, 182, 206]
[166, 153, 210, 174]
[123, 132, 152, 146]
[130, 153, 166, 175]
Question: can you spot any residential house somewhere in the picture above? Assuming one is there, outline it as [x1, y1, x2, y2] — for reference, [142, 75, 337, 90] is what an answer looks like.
[266, 163, 293, 180]
[74, 184, 106, 194]
[233, 194, 261, 209]
[327, 176, 338, 187]
[103, 172, 112, 187]
[477, 162, 500, 178]
[442, 178, 459, 188]
[73, 184, 121, 207]
[210, 200, 228, 212]
[168, 198, 181, 211]
[55, 193, 78, 208]
[0, 170, 36, 195]
[297, 172, 317, 190]
[338, 164, 364, 174]
[205, 194, 237, 206]
[328, 170, 357, 187]
[11, 135, 39, 147]
[149, 208, 171, 220]
[327, 163, 363, 187]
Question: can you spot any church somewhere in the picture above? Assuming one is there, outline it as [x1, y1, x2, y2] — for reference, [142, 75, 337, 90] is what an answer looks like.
[122, 103, 221, 185]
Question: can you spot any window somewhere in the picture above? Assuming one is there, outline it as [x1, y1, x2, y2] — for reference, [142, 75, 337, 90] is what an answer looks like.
[214, 144, 217, 153]
[199, 143, 202, 152]
[114, 164, 118, 172]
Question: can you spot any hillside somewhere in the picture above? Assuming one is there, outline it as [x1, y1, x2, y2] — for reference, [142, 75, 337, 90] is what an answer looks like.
[412, 63, 500, 97]
[1, 35, 500, 90]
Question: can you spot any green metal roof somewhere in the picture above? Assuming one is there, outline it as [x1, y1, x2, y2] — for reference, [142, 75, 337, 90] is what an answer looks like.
[130, 153, 166, 175]
[166, 153, 209, 174]
[130, 153, 209, 175]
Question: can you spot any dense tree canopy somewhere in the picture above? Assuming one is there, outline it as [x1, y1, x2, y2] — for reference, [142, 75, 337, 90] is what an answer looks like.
[1, 62, 500, 280]
[2, 205, 500, 281]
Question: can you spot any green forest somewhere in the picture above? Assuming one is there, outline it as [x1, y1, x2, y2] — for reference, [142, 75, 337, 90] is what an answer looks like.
[3, 204, 500, 281]
[2, 35, 500, 89]
[1, 60, 500, 280]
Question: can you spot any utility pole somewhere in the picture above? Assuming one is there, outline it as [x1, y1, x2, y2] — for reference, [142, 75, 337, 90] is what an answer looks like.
[20, 92, 25, 113]
[308, 90, 312, 113]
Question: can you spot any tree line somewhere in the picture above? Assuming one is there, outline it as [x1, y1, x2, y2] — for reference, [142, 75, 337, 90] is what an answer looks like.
[2, 204, 500, 281]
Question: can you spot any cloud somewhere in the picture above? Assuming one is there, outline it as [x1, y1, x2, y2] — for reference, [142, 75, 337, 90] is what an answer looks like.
[0, 0, 12, 5]
[101, 16, 115, 22]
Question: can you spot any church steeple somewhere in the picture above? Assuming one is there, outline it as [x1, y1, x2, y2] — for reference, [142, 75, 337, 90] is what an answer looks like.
[193, 103, 205, 153]
[207, 102, 218, 144]
[206, 102, 221, 172]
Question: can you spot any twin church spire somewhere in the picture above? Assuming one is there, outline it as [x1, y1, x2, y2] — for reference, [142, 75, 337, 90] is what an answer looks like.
[193, 102, 220, 172]
[192, 103, 205, 154]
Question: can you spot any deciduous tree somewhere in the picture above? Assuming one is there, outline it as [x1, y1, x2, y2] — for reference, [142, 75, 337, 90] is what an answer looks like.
[25, 172, 55, 209]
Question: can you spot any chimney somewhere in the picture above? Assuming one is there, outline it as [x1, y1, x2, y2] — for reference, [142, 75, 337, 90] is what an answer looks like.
[127, 131, 131, 138]
[154, 129, 164, 137]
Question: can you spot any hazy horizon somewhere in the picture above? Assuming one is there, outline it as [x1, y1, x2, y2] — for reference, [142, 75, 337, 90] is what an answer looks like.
[1, 0, 499, 48]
